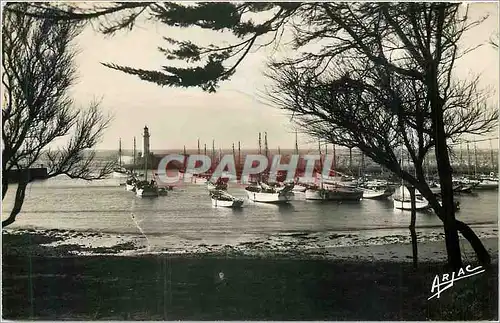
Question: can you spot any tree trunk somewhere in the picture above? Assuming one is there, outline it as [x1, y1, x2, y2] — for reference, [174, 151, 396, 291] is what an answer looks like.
[2, 172, 9, 200]
[428, 65, 462, 270]
[456, 220, 491, 266]
[409, 186, 418, 269]
[2, 179, 29, 227]
[412, 178, 491, 267]
[349, 148, 352, 174]
[432, 130, 462, 270]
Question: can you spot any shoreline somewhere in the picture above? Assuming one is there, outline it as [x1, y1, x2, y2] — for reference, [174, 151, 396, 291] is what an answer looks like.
[2, 229, 498, 320]
[2, 228, 498, 263]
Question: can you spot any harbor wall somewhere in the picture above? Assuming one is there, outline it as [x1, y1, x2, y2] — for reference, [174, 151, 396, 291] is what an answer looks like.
[4, 168, 48, 183]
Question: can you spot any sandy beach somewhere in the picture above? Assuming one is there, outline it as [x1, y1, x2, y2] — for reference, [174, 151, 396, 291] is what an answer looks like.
[2, 229, 498, 320]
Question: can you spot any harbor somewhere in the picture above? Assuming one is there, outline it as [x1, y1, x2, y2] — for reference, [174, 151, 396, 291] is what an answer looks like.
[2, 175, 498, 255]
[2, 2, 498, 321]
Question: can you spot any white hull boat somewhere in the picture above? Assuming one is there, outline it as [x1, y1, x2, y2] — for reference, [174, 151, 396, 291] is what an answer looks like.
[136, 188, 158, 197]
[125, 183, 135, 192]
[305, 187, 363, 201]
[112, 169, 129, 178]
[211, 191, 244, 208]
[362, 188, 391, 200]
[207, 181, 228, 191]
[246, 190, 293, 203]
[135, 180, 159, 197]
[305, 189, 324, 200]
[393, 185, 429, 210]
[292, 184, 308, 192]
[476, 179, 498, 190]
[393, 198, 429, 210]
[245, 182, 294, 203]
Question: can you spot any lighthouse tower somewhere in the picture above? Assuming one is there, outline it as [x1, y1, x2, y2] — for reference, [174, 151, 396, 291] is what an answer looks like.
[143, 126, 150, 158]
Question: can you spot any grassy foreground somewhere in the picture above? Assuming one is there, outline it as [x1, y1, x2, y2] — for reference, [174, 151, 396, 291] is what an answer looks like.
[2, 233, 498, 320]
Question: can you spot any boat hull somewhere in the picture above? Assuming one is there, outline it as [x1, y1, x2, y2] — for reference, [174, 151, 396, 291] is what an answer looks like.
[207, 182, 228, 191]
[245, 190, 293, 203]
[393, 198, 429, 210]
[125, 184, 135, 192]
[305, 188, 363, 201]
[476, 180, 498, 190]
[292, 184, 308, 193]
[211, 197, 244, 208]
[362, 189, 392, 200]
[136, 188, 158, 197]
[112, 171, 129, 179]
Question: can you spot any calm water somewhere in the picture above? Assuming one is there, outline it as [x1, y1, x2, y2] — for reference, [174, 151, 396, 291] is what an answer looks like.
[2, 175, 498, 252]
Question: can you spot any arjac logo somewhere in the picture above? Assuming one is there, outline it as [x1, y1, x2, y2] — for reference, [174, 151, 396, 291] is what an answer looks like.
[428, 265, 485, 300]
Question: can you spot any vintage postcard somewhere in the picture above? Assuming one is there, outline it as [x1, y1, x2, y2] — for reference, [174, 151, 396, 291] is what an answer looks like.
[2, 1, 498, 321]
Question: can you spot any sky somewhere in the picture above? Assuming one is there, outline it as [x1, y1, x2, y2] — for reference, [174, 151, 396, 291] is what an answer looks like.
[67, 2, 499, 152]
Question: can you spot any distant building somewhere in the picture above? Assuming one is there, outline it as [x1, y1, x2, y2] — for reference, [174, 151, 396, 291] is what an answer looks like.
[143, 126, 150, 158]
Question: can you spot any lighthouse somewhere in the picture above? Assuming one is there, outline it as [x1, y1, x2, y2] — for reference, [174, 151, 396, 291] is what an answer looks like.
[143, 126, 150, 158]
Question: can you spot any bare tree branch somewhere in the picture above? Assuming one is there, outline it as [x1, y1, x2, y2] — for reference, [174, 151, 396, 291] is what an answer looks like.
[2, 4, 113, 227]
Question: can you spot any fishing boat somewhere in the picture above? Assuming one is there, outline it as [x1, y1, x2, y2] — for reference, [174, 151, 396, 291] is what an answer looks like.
[135, 137, 158, 197]
[157, 186, 170, 196]
[245, 182, 294, 203]
[113, 167, 129, 179]
[358, 180, 394, 199]
[210, 190, 244, 208]
[292, 183, 308, 192]
[125, 177, 137, 192]
[361, 187, 393, 199]
[393, 185, 429, 210]
[305, 185, 363, 201]
[475, 175, 498, 190]
[207, 179, 228, 191]
[136, 180, 159, 197]
[113, 138, 130, 179]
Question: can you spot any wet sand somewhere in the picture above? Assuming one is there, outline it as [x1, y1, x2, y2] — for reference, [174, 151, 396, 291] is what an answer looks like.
[3, 228, 498, 262]
[2, 229, 498, 320]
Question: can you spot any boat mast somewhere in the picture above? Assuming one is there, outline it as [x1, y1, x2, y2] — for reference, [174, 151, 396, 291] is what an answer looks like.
[400, 143, 404, 200]
[349, 147, 352, 174]
[459, 142, 463, 170]
[133, 136, 136, 170]
[143, 126, 149, 181]
[258, 132, 262, 154]
[183, 145, 186, 156]
[361, 151, 365, 179]
[474, 142, 478, 177]
[204, 144, 207, 156]
[333, 143, 336, 177]
[318, 140, 323, 189]
[490, 139, 495, 171]
[238, 141, 241, 167]
[278, 146, 280, 155]
[238, 141, 241, 179]
[295, 131, 299, 155]
[264, 132, 268, 159]
[211, 139, 215, 173]
[197, 138, 200, 155]
[467, 141, 471, 177]
[118, 138, 122, 167]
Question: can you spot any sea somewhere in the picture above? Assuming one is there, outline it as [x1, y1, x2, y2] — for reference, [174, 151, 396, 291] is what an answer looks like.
[2, 173, 498, 256]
